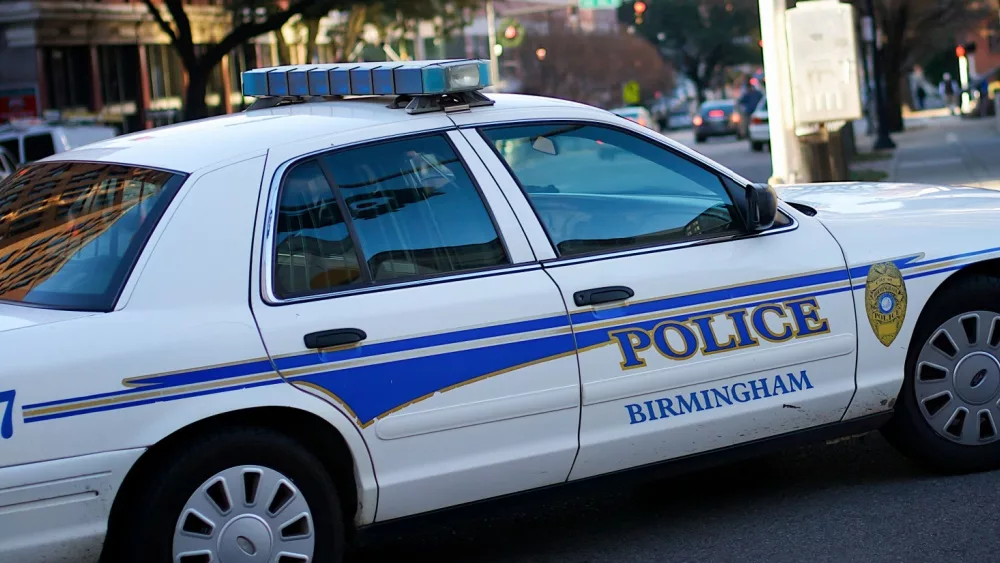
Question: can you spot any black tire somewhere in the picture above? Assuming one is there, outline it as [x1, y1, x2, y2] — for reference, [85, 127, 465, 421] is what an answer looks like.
[114, 427, 344, 563]
[750, 141, 764, 152]
[695, 135, 707, 144]
[881, 274, 1000, 474]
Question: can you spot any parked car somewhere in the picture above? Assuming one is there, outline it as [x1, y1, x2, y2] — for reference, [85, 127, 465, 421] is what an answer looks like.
[610, 106, 660, 133]
[748, 97, 769, 152]
[692, 99, 743, 143]
[0, 119, 118, 165]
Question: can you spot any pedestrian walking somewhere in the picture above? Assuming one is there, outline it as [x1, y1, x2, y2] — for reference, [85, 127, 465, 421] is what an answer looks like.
[915, 84, 926, 110]
[940, 73, 960, 115]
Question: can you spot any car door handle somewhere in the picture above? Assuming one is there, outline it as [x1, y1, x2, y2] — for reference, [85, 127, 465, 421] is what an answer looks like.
[573, 286, 634, 307]
[303, 328, 367, 350]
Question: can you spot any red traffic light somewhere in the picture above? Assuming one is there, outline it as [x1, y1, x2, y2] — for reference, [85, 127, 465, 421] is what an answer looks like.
[956, 45, 966, 57]
[634, 1, 647, 14]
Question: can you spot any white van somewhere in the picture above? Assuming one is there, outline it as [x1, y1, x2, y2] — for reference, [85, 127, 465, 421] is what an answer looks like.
[0, 119, 119, 165]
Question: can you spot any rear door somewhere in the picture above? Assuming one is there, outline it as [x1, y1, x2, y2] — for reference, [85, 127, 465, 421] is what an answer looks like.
[250, 127, 581, 521]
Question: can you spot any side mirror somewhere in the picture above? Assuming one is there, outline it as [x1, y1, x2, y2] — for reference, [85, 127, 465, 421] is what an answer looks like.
[744, 182, 778, 231]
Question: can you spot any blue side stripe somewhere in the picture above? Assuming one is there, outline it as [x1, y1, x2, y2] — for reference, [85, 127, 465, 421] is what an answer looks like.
[294, 332, 577, 424]
[23, 358, 278, 410]
[23, 248, 996, 422]
[272, 313, 569, 372]
[24, 379, 286, 423]
[569, 268, 852, 326]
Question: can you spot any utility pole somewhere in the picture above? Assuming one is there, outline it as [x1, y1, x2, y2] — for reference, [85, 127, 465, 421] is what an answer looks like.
[758, 0, 805, 184]
[486, 0, 501, 85]
[864, 0, 895, 149]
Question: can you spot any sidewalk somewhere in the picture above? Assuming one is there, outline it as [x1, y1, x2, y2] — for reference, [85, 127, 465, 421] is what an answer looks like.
[852, 111, 1000, 189]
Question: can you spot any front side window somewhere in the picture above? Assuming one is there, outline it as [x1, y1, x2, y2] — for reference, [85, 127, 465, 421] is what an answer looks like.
[273, 134, 509, 299]
[0, 162, 185, 311]
[481, 123, 742, 257]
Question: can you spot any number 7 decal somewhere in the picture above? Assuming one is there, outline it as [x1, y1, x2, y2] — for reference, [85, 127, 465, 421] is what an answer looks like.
[0, 389, 15, 439]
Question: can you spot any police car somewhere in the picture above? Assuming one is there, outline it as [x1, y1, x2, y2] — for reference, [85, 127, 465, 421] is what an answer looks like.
[2, 59, 1000, 563]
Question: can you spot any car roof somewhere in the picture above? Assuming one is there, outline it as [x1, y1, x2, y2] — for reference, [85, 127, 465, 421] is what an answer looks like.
[701, 99, 735, 108]
[42, 93, 600, 174]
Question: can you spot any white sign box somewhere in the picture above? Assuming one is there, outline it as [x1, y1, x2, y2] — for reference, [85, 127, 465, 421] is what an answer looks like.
[785, 0, 863, 125]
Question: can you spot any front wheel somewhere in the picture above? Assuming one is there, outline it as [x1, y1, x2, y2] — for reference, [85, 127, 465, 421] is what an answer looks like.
[115, 427, 345, 563]
[882, 274, 1000, 474]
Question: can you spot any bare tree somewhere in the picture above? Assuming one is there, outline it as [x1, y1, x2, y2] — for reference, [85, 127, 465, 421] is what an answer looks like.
[855, 0, 991, 131]
[619, 0, 760, 103]
[143, 0, 485, 121]
[514, 28, 674, 109]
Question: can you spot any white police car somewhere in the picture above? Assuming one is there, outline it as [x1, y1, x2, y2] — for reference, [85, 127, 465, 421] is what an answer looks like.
[3, 59, 1000, 563]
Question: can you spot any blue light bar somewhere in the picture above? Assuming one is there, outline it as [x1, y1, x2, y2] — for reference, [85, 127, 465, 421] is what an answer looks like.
[241, 59, 492, 98]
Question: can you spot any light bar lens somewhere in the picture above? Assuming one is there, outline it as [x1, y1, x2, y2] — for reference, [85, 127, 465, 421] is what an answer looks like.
[241, 59, 492, 98]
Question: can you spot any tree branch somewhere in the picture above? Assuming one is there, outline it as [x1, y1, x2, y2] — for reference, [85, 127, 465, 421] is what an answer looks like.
[164, 0, 193, 49]
[202, 0, 332, 67]
[142, 0, 179, 47]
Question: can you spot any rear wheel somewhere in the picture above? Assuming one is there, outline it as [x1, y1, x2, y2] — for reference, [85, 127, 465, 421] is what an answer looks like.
[116, 427, 344, 563]
[882, 275, 1000, 474]
[695, 134, 707, 144]
[750, 141, 764, 152]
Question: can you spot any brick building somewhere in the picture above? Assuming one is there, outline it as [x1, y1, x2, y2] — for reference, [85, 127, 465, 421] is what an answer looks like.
[964, 15, 1000, 80]
[0, 0, 246, 132]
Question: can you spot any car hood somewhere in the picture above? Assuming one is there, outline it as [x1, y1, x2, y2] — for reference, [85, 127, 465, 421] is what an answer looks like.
[774, 182, 1000, 271]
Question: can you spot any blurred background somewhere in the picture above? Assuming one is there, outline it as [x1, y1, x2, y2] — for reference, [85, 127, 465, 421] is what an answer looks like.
[0, 0, 997, 181]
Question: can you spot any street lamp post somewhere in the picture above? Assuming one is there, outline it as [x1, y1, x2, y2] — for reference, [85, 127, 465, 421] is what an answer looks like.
[864, 0, 896, 150]
[486, 0, 501, 85]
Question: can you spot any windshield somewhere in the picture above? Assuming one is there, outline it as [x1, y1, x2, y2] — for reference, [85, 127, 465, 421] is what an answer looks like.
[0, 162, 186, 311]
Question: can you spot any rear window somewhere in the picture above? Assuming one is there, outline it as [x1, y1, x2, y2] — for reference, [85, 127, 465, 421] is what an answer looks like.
[0, 162, 186, 311]
[702, 102, 734, 113]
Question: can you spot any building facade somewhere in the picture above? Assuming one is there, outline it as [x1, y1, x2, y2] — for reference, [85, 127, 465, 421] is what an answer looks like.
[0, 0, 244, 132]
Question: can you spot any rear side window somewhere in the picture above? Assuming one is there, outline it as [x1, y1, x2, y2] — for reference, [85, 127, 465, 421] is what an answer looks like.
[0, 162, 186, 311]
[272, 134, 509, 299]
[23, 134, 56, 162]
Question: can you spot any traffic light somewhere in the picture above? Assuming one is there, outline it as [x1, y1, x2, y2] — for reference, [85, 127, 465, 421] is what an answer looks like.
[497, 18, 524, 49]
[634, 1, 646, 25]
[956, 42, 977, 58]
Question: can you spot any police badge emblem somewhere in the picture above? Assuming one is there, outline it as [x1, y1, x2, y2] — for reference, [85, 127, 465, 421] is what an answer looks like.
[865, 262, 908, 347]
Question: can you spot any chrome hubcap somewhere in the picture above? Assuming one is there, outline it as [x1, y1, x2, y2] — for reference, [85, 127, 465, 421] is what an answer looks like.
[916, 311, 1000, 445]
[173, 465, 314, 563]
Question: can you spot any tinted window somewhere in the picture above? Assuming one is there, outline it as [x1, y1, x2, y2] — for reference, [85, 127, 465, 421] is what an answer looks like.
[481, 123, 742, 257]
[0, 139, 19, 163]
[273, 161, 362, 299]
[23, 134, 56, 162]
[0, 162, 185, 311]
[272, 134, 509, 298]
[324, 135, 507, 282]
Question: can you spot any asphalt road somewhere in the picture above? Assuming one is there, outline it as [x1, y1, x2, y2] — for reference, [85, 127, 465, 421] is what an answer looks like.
[347, 131, 1000, 562]
[352, 432, 1000, 563]
[666, 128, 774, 184]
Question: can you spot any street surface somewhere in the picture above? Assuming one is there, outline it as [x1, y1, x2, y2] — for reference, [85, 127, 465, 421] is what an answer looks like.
[352, 432, 1000, 562]
[667, 129, 774, 184]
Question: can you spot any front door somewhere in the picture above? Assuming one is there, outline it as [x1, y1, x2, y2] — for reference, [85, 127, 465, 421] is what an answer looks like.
[251, 130, 581, 520]
[473, 120, 859, 480]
